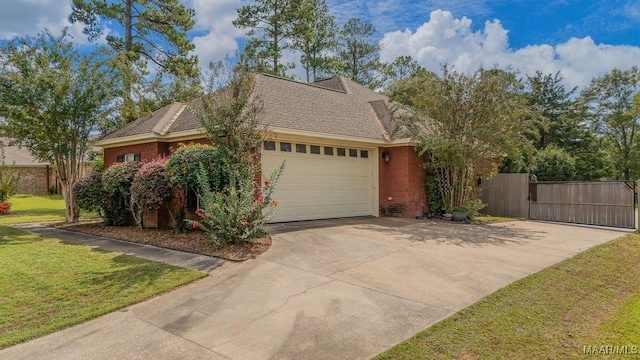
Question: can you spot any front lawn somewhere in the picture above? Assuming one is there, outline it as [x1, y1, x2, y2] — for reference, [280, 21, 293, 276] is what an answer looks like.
[0, 226, 206, 349]
[0, 195, 97, 225]
[376, 233, 640, 359]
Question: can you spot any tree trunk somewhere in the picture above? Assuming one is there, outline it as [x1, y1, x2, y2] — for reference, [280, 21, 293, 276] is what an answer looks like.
[123, 0, 134, 123]
[60, 180, 79, 223]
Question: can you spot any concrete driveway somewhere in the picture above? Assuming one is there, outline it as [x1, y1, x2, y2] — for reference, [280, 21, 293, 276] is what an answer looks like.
[1, 218, 628, 360]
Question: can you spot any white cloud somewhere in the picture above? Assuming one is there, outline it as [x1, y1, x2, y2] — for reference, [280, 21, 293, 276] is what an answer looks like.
[380, 9, 640, 90]
[191, 0, 245, 71]
[0, 0, 91, 43]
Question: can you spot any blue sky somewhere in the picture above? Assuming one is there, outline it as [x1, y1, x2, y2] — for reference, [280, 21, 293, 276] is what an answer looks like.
[1, 0, 639, 90]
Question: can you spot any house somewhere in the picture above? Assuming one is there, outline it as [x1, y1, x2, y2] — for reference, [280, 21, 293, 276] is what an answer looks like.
[93, 74, 427, 223]
[0, 138, 57, 195]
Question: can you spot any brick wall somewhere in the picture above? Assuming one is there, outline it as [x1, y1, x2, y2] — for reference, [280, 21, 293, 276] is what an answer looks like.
[378, 146, 427, 217]
[103, 142, 170, 168]
[8, 166, 55, 195]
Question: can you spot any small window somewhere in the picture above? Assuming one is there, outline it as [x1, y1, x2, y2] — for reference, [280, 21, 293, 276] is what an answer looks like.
[360, 150, 369, 158]
[337, 148, 346, 157]
[310, 145, 321, 154]
[349, 149, 358, 157]
[263, 141, 276, 151]
[296, 144, 307, 153]
[119, 153, 141, 162]
[186, 188, 199, 211]
[280, 142, 292, 152]
[324, 147, 334, 155]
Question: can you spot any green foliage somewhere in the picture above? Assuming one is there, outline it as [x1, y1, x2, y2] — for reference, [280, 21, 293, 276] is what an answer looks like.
[579, 66, 640, 180]
[0, 29, 114, 223]
[337, 18, 384, 89]
[233, 0, 295, 76]
[73, 172, 104, 216]
[532, 145, 577, 181]
[102, 161, 141, 225]
[165, 144, 229, 192]
[0, 150, 19, 203]
[390, 66, 539, 214]
[290, 0, 339, 82]
[130, 158, 172, 228]
[87, 149, 104, 173]
[69, 0, 199, 124]
[189, 162, 284, 245]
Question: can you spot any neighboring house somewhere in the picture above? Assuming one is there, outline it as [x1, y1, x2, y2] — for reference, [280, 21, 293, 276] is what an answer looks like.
[0, 138, 57, 195]
[93, 74, 427, 224]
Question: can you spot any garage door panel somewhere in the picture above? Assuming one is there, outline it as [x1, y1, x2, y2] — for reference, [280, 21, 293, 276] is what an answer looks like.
[262, 145, 374, 222]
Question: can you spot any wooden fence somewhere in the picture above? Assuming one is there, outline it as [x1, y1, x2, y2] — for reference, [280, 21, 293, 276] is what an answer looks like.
[480, 174, 636, 229]
[529, 181, 635, 228]
[479, 174, 529, 218]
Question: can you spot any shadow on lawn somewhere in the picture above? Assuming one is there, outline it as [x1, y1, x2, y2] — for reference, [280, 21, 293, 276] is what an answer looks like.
[79, 253, 188, 291]
[0, 226, 45, 245]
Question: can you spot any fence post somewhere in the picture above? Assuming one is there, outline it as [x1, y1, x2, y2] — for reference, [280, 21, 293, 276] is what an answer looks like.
[637, 180, 639, 231]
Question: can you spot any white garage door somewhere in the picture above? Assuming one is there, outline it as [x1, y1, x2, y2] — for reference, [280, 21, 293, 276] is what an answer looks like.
[261, 141, 375, 222]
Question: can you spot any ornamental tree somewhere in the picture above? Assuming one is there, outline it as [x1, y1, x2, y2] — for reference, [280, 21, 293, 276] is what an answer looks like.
[388, 66, 540, 215]
[0, 29, 114, 223]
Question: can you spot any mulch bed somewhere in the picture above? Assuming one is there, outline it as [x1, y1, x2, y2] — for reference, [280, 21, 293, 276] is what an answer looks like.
[56, 221, 271, 262]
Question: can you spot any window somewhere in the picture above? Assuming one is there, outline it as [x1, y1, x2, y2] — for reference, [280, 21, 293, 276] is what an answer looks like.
[360, 150, 369, 158]
[280, 142, 292, 152]
[337, 148, 346, 156]
[263, 141, 276, 151]
[349, 149, 358, 157]
[186, 188, 199, 211]
[296, 144, 307, 153]
[324, 147, 334, 155]
[310, 145, 321, 154]
[117, 153, 141, 162]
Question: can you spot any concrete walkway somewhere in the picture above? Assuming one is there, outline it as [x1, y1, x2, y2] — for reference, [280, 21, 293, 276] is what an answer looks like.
[1, 219, 630, 360]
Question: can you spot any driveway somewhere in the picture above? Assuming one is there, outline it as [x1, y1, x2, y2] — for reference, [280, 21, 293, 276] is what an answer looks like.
[1, 218, 628, 360]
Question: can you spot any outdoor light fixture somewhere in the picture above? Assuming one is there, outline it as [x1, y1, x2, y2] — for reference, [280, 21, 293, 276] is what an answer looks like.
[382, 151, 390, 163]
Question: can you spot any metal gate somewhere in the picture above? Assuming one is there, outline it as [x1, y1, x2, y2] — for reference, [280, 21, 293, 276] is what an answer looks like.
[528, 181, 635, 228]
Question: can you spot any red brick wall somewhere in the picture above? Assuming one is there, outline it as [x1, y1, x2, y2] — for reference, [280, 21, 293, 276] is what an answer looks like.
[103, 142, 170, 168]
[378, 146, 427, 217]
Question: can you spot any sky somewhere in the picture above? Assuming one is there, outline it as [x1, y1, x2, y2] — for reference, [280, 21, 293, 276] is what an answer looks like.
[0, 0, 639, 90]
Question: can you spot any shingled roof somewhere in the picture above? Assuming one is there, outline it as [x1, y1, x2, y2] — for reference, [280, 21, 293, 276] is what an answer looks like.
[0, 138, 49, 166]
[97, 74, 396, 143]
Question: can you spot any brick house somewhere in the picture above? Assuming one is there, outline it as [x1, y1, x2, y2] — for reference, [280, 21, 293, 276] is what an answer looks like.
[93, 74, 427, 223]
[0, 138, 57, 195]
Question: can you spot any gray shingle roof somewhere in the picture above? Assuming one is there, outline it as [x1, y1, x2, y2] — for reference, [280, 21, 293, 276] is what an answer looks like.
[98, 75, 396, 142]
[0, 138, 49, 166]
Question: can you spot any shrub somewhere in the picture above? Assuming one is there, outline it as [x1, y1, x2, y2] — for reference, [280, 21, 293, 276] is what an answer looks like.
[130, 158, 172, 227]
[188, 161, 285, 245]
[102, 161, 141, 225]
[532, 145, 577, 181]
[0, 158, 19, 203]
[0, 201, 11, 215]
[74, 172, 104, 216]
[165, 144, 229, 192]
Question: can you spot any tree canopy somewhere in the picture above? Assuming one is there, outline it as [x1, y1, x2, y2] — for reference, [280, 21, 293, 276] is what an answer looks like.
[389, 66, 539, 214]
[0, 29, 115, 222]
[69, 0, 199, 125]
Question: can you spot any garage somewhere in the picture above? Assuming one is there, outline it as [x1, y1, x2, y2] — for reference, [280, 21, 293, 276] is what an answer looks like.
[261, 140, 376, 222]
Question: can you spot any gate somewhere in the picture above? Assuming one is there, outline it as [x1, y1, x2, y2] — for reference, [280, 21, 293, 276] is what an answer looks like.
[529, 181, 636, 228]
[480, 175, 637, 229]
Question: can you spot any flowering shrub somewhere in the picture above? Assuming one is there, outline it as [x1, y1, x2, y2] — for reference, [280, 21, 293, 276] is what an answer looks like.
[74, 172, 104, 216]
[130, 158, 172, 227]
[102, 161, 141, 225]
[188, 161, 285, 245]
[0, 201, 11, 215]
[0, 159, 19, 203]
[165, 144, 229, 192]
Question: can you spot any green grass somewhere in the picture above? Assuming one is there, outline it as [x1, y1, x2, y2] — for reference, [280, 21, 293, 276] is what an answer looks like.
[376, 233, 640, 360]
[0, 226, 207, 349]
[0, 194, 97, 225]
[473, 215, 520, 224]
